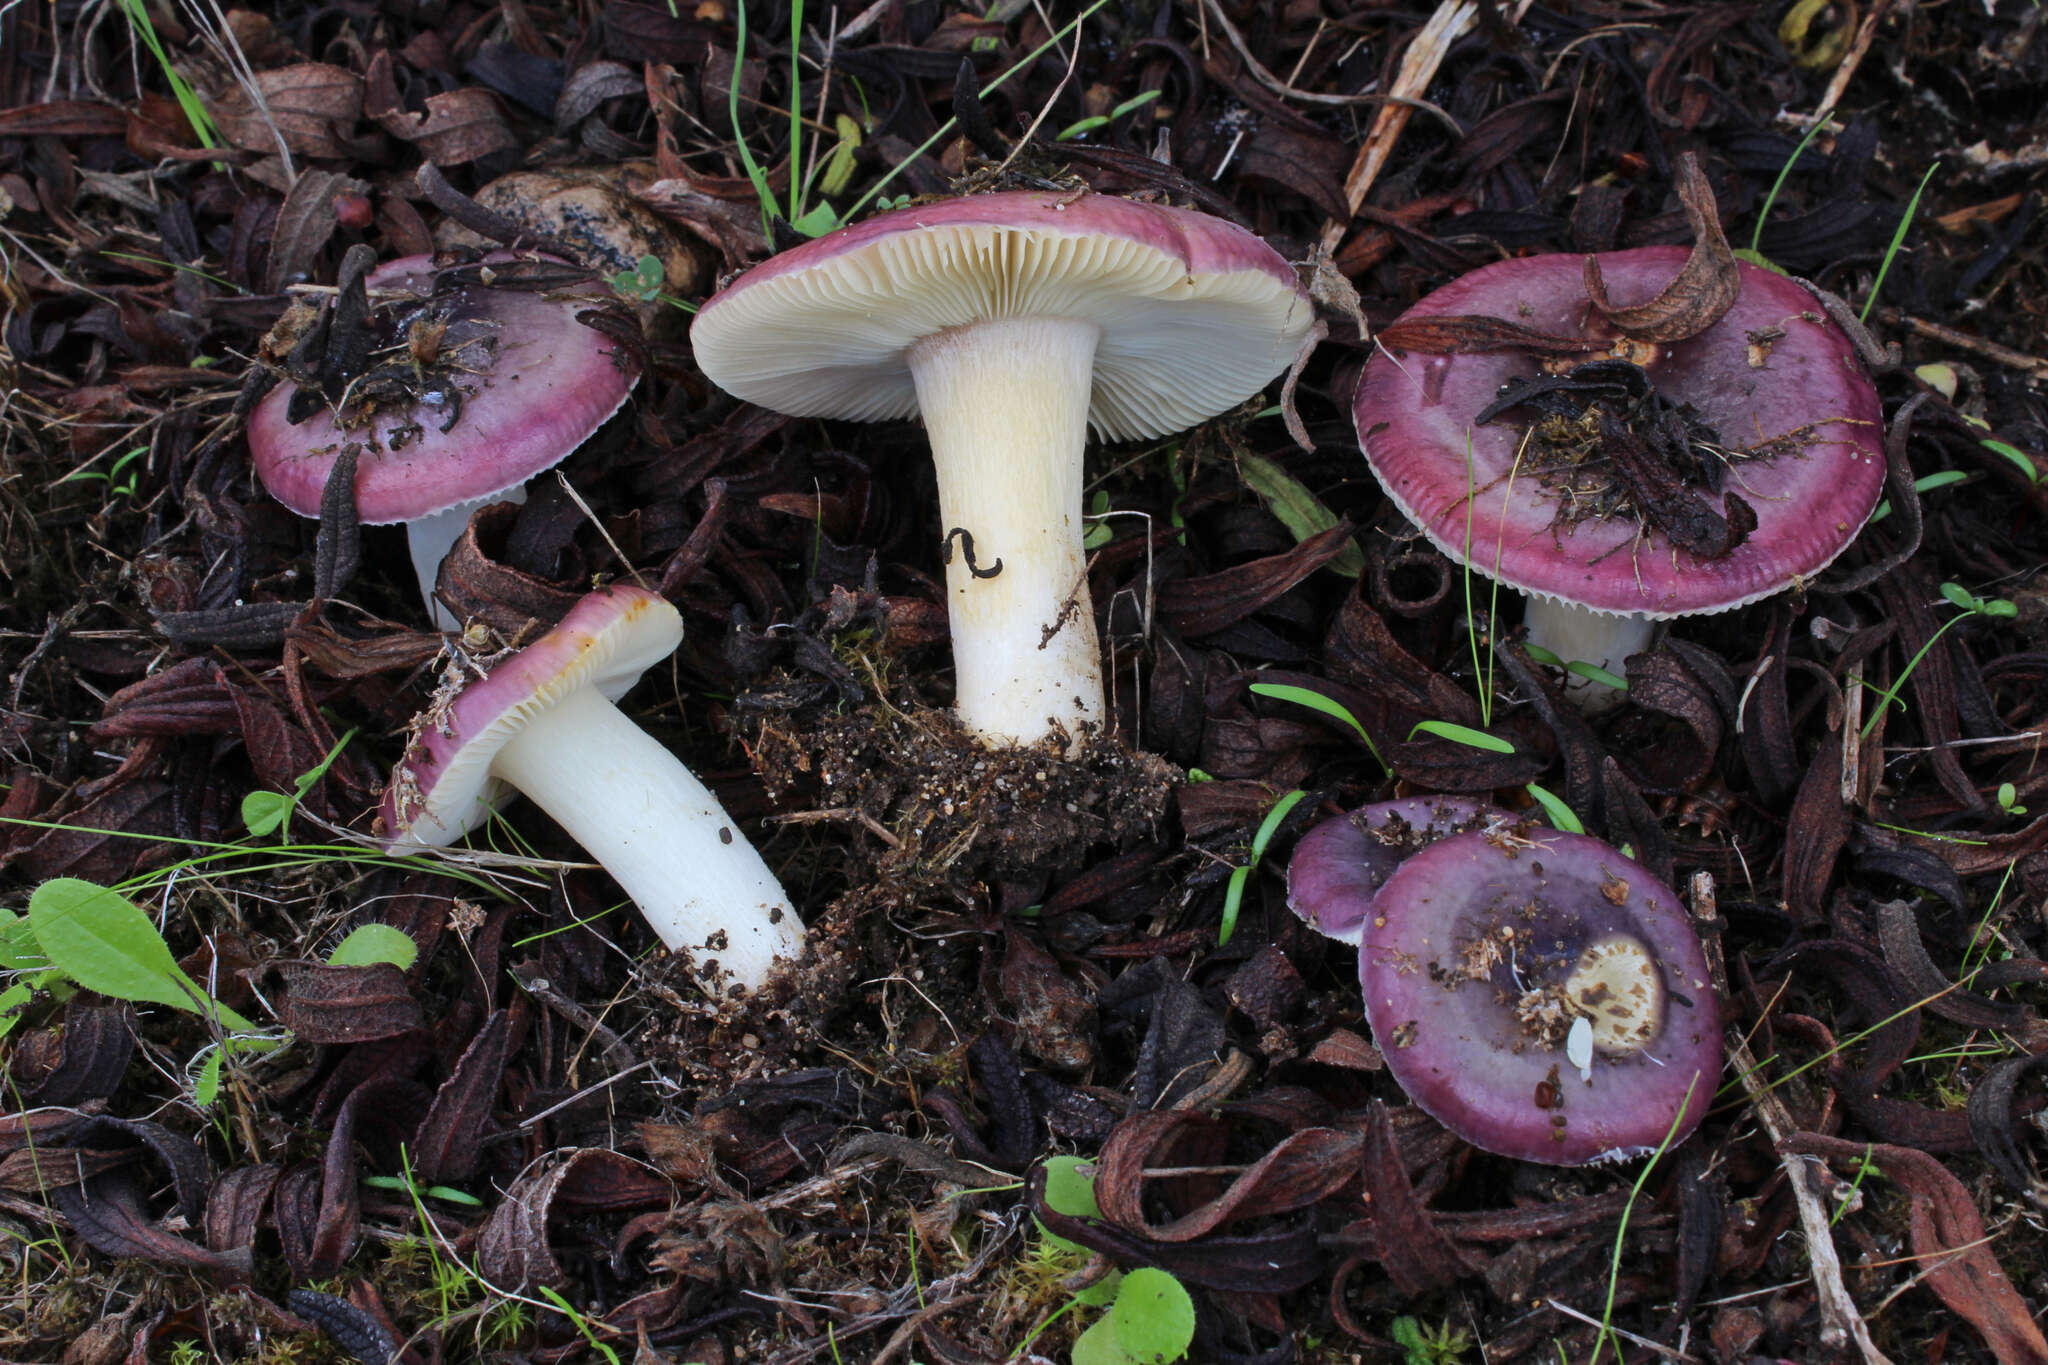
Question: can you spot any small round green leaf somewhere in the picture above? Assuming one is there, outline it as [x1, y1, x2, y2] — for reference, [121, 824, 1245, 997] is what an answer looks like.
[328, 924, 420, 971]
[1110, 1268, 1195, 1363]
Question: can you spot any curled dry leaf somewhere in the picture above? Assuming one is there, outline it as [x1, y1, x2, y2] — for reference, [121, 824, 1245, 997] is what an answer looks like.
[479, 1149, 677, 1292]
[1583, 152, 1740, 342]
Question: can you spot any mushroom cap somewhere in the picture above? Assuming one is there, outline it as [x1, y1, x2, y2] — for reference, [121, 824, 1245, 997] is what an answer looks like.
[689, 190, 1315, 442]
[249, 252, 639, 525]
[380, 585, 681, 847]
[1285, 797, 1516, 944]
[1360, 828, 1721, 1165]
[1353, 247, 1885, 618]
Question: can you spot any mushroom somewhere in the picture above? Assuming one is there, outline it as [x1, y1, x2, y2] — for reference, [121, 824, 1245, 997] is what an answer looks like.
[249, 252, 640, 630]
[1359, 828, 1720, 1164]
[1285, 796, 1515, 944]
[689, 190, 1315, 749]
[1352, 245, 1884, 710]
[380, 584, 802, 993]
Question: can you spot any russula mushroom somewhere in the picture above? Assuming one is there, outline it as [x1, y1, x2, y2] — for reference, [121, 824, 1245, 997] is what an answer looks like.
[690, 190, 1315, 748]
[1352, 161, 1883, 710]
[1360, 828, 1720, 1164]
[1286, 797, 1515, 944]
[249, 251, 640, 630]
[380, 584, 803, 993]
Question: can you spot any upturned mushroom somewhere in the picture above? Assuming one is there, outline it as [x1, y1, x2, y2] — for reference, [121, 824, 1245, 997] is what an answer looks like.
[1352, 158, 1884, 710]
[380, 584, 802, 993]
[1359, 828, 1720, 1164]
[249, 251, 640, 630]
[690, 190, 1315, 749]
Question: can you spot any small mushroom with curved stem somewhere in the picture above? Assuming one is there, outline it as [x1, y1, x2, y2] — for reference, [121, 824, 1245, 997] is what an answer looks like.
[690, 190, 1315, 750]
[1359, 827, 1721, 1164]
[379, 585, 803, 995]
[1352, 158, 1884, 711]
[249, 252, 640, 630]
[1285, 797, 1519, 944]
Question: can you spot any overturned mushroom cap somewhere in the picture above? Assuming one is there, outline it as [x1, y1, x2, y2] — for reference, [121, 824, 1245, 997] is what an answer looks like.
[689, 189, 1314, 441]
[1360, 828, 1721, 1164]
[1286, 797, 1518, 944]
[380, 586, 682, 843]
[249, 252, 638, 525]
[1354, 247, 1884, 618]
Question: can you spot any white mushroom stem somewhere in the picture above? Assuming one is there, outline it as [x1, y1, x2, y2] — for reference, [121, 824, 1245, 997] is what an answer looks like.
[406, 485, 530, 632]
[484, 683, 803, 990]
[907, 317, 1104, 748]
[1520, 596, 1657, 715]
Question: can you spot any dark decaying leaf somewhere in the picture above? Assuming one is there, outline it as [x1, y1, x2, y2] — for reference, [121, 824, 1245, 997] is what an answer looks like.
[478, 1149, 677, 1291]
[965, 1032, 1037, 1172]
[1095, 1109, 1360, 1242]
[1375, 314, 1605, 356]
[11, 1003, 134, 1106]
[1786, 1134, 2048, 1365]
[1583, 152, 1739, 342]
[314, 441, 361, 600]
[1028, 1164, 1323, 1294]
[1356, 1102, 1471, 1295]
[1103, 960, 1226, 1110]
[1968, 1052, 2048, 1211]
[206, 1164, 282, 1257]
[280, 962, 425, 1043]
[56, 1173, 254, 1278]
[288, 1289, 399, 1365]
[408, 1009, 512, 1185]
[995, 928, 1094, 1072]
[1874, 899, 2039, 1033]
[1781, 730, 1848, 924]
[1158, 524, 1355, 638]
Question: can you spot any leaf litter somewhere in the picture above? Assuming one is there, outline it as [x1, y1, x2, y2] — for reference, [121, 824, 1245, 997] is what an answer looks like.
[2, 0, 2048, 1363]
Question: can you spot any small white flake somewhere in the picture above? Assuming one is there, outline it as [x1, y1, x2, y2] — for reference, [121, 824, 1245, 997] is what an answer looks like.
[1567, 1015, 1595, 1083]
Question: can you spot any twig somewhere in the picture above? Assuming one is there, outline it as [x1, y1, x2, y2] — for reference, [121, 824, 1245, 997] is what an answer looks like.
[1688, 872, 1895, 1365]
[1877, 308, 2048, 381]
[1544, 1299, 1700, 1361]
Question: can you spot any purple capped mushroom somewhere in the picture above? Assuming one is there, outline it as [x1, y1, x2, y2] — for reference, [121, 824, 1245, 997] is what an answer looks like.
[1360, 828, 1721, 1164]
[250, 252, 640, 630]
[1286, 797, 1518, 944]
[1352, 160, 1884, 710]
[380, 584, 802, 993]
[690, 190, 1315, 749]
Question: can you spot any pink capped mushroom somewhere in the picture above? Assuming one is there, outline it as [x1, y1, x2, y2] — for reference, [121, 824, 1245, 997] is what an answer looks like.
[1352, 162, 1884, 710]
[380, 584, 802, 993]
[249, 252, 640, 630]
[1285, 796, 1516, 944]
[690, 190, 1315, 749]
[1360, 828, 1720, 1164]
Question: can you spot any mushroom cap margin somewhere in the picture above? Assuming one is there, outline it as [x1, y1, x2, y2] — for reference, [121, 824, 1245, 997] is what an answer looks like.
[1352, 247, 1886, 618]
[1359, 828, 1722, 1165]
[379, 585, 684, 848]
[249, 252, 639, 524]
[689, 190, 1316, 443]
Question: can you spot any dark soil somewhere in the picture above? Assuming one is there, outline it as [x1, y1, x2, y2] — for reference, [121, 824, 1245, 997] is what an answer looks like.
[3, 1, 2047, 1363]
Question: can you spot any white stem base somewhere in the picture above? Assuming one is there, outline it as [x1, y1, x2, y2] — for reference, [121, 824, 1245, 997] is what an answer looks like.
[407, 485, 530, 631]
[1521, 596, 1657, 715]
[908, 317, 1104, 750]
[488, 685, 803, 991]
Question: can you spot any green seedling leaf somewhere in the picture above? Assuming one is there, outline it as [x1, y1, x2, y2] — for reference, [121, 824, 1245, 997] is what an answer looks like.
[0, 977, 43, 1040]
[1072, 1315, 1131, 1365]
[0, 909, 51, 971]
[1220, 789, 1309, 947]
[1729, 248, 1789, 276]
[1409, 720, 1515, 753]
[194, 1049, 223, 1107]
[1520, 642, 1563, 666]
[1525, 783, 1585, 835]
[819, 114, 862, 196]
[1248, 681, 1388, 775]
[1110, 1267, 1195, 1363]
[1076, 1270, 1124, 1308]
[28, 878, 255, 1030]
[1980, 439, 2041, 484]
[1038, 1155, 1102, 1255]
[1860, 160, 1938, 324]
[1566, 660, 1629, 691]
[241, 790, 292, 839]
[328, 924, 420, 971]
[1057, 114, 1110, 140]
[1236, 452, 1365, 577]
[1940, 581, 1980, 611]
[790, 203, 843, 238]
